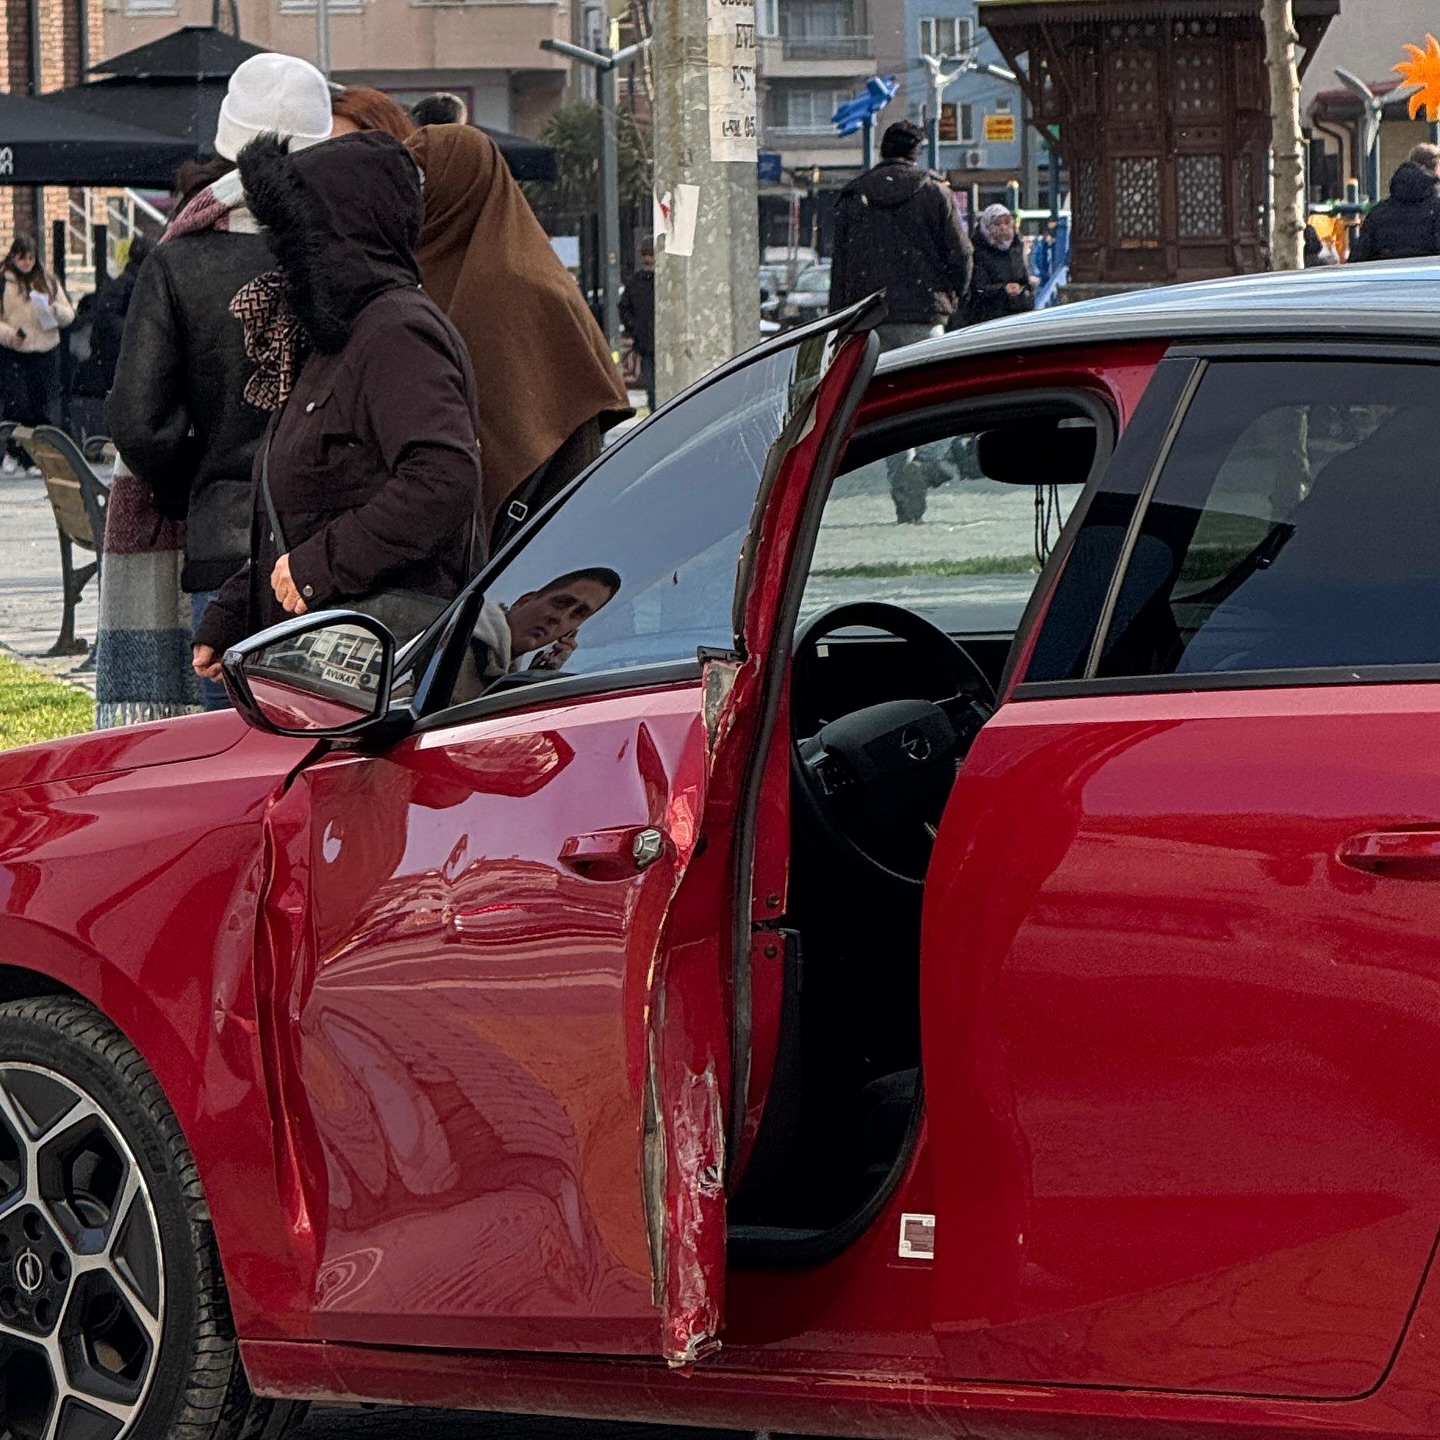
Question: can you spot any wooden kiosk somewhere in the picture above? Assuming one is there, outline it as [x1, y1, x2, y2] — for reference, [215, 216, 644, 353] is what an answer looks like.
[977, 0, 1338, 288]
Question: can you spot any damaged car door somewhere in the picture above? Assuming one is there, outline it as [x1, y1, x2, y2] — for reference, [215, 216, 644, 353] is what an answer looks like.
[255, 311, 879, 1363]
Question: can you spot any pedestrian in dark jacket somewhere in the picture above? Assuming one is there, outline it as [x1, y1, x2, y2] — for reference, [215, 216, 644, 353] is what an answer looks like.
[830, 120, 973, 352]
[192, 130, 483, 679]
[79, 236, 152, 400]
[100, 51, 333, 723]
[1349, 146, 1440, 263]
[619, 238, 656, 412]
[965, 204, 1036, 325]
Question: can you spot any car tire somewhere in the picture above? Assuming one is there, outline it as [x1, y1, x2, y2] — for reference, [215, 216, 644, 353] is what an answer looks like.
[0, 995, 308, 1440]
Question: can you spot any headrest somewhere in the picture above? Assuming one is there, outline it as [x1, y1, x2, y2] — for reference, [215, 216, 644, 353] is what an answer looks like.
[976, 420, 1097, 486]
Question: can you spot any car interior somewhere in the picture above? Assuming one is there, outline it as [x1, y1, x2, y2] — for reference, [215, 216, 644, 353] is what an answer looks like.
[728, 390, 1113, 1263]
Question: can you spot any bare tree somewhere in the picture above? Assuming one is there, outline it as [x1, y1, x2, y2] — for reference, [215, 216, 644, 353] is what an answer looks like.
[1263, 0, 1306, 270]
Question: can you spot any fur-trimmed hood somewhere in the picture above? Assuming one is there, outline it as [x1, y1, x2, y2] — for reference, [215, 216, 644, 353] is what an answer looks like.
[238, 129, 423, 353]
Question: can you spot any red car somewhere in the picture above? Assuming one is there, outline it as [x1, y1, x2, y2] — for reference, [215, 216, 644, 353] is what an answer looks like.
[5, 264, 1440, 1440]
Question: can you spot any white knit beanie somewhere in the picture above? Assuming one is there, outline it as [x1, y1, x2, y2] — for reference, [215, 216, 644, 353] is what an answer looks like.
[215, 53, 333, 162]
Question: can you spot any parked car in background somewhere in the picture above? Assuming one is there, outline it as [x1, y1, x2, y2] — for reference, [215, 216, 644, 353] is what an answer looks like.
[10, 264, 1440, 1440]
[777, 259, 830, 327]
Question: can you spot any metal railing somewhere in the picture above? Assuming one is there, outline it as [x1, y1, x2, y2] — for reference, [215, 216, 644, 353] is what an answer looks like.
[62, 189, 168, 294]
[763, 125, 860, 143]
[777, 33, 871, 60]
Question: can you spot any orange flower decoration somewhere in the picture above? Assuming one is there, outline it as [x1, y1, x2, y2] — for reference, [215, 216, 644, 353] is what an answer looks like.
[1396, 34, 1440, 121]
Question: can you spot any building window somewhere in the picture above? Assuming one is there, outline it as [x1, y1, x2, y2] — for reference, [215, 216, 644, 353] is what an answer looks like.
[782, 0, 857, 39]
[919, 15, 974, 59]
[939, 101, 975, 143]
[124, 0, 179, 13]
[771, 86, 849, 132]
[757, 0, 779, 36]
[280, 0, 363, 11]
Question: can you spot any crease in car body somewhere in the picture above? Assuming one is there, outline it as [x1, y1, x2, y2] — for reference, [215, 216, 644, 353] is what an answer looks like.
[255, 773, 324, 1262]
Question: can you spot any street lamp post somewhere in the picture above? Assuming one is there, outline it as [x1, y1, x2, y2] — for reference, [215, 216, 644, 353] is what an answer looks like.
[920, 50, 975, 173]
[1334, 68, 1420, 205]
[541, 34, 651, 351]
[918, 52, 1018, 176]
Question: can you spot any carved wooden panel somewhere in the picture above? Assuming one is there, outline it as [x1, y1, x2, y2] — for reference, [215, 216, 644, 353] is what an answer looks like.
[1115, 155, 1161, 243]
[1177, 153, 1225, 238]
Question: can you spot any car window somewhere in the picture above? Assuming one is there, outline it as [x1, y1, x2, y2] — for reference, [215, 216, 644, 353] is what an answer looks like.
[1096, 360, 1440, 680]
[437, 336, 832, 708]
[800, 416, 1090, 636]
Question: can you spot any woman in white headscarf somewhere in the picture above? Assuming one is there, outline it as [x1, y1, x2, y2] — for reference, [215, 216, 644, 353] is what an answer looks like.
[965, 204, 1037, 326]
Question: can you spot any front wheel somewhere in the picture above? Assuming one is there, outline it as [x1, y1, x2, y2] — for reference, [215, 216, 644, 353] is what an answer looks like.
[0, 996, 305, 1440]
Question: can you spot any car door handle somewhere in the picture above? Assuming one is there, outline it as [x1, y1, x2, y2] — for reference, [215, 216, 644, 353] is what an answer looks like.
[559, 826, 666, 880]
[1339, 829, 1440, 877]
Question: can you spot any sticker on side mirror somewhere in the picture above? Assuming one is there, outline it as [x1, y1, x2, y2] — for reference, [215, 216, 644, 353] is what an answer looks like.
[899, 1212, 935, 1260]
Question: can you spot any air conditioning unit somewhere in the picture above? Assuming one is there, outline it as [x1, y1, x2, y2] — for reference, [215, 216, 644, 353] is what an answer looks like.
[964, 148, 986, 170]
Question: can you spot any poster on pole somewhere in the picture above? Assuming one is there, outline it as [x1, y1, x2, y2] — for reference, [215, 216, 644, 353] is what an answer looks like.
[708, 0, 758, 162]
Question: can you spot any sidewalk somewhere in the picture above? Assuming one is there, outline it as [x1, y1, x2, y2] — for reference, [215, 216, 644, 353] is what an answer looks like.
[0, 474, 98, 696]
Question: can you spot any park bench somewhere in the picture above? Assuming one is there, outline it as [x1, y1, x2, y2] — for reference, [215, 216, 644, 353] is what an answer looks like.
[26, 425, 110, 657]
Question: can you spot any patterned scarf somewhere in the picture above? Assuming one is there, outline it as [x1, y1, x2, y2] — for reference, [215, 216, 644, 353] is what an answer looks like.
[231, 270, 305, 411]
[162, 168, 260, 244]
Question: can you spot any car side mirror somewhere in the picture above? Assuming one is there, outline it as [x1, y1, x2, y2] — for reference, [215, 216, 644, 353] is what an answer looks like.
[222, 611, 396, 739]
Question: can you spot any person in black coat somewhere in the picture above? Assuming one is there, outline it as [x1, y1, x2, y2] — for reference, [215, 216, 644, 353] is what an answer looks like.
[964, 205, 1036, 326]
[104, 54, 333, 687]
[830, 120, 973, 350]
[192, 131, 482, 678]
[619, 238, 656, 411]
[1349, 146, 1440, 263]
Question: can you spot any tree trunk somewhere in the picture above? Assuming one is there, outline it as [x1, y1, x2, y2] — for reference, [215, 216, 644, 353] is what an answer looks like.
[1263, 0, 1306, 270]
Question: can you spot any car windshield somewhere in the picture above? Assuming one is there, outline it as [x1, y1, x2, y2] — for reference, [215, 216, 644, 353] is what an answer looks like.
[794, 266, 830, 293]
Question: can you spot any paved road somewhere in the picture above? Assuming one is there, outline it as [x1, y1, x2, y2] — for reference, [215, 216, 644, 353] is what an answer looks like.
[0, 471, 98, 695]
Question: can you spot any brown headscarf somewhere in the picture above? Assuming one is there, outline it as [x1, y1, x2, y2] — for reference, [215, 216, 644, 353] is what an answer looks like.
[407, 124, 632, 529]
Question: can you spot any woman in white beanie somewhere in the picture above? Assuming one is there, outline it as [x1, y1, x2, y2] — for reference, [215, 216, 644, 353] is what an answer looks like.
[100, 52, 332, 725]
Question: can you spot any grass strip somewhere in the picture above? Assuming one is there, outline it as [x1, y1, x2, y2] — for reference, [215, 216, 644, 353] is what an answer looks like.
[0, 652, 92, 750]
[811, 555, 1039, 580]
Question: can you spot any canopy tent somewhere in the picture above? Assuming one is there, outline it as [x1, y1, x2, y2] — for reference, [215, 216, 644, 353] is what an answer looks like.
[91, 25, 268, 79]
[43, 26, 558, 182]
[42, 75, 226, 153]
[0, 90, 193, 186]
[477, 127, 558, 183]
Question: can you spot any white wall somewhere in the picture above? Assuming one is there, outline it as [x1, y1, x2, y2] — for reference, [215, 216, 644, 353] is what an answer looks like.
[1302, 0, 1438, 106]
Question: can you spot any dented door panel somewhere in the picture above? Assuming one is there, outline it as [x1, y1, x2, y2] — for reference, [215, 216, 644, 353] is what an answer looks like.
[271, 685, 717, 1354]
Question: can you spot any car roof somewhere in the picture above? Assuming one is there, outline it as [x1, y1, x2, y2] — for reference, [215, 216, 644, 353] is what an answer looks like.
[874, 259, 1440, 376]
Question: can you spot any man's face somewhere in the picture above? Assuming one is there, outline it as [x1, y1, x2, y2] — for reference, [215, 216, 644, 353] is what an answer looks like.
[506, 578, 614, 654]
[641, 249, 656, 271]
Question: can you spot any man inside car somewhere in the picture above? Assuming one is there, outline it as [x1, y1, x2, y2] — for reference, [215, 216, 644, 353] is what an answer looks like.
[468, 566, 622, 689]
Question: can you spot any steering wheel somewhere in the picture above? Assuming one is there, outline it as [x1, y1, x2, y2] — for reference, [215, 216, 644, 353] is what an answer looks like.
[791, 602, 995, 884]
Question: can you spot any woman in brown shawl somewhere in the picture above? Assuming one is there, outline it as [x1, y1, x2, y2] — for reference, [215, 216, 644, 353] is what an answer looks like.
[406, 124, 631, 548]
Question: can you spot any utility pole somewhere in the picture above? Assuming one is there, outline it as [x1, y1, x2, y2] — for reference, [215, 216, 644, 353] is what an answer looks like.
[315, 0, 331, 78]
[542, 34, 651, 352]
[652, 0, 760, 400]
[1262, 0, 1304, 269]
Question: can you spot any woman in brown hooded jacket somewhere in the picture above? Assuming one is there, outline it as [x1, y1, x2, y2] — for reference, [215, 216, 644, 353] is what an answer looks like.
[192, 130, 482, 675]
[406, 123, 631, 547]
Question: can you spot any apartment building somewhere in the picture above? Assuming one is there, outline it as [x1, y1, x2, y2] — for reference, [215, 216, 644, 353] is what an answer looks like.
[903, 0, 1024, 198]
[756, 0, 906, 250]
[0, 0, 107, 243]
[102, 0, 574, 137]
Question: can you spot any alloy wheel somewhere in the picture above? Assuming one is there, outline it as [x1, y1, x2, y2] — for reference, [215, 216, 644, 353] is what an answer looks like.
[0, 1063, 164, 1440]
